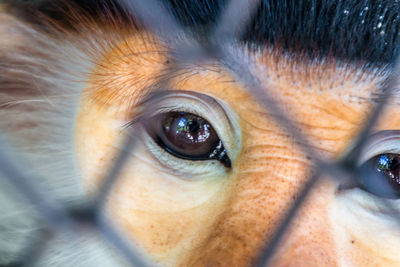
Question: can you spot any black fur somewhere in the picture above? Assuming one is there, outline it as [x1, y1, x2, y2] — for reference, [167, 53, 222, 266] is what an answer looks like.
[7, 0, 400, 65]
[245, 0, 400, 65]
[168, 0, 400, 65]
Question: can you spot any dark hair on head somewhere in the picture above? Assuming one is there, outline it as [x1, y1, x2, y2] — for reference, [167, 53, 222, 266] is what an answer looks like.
[7, 0, 400, 66]
[165, 0, 400, 66]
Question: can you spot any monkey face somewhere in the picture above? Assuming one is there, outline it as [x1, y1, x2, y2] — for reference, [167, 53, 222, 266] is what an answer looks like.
[2, 1, 400, 267]
[75, 33, 400, 266]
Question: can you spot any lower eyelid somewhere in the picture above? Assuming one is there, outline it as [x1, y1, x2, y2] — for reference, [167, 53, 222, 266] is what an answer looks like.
[141, 131, 228, 179]
[338, 187, 400, 213]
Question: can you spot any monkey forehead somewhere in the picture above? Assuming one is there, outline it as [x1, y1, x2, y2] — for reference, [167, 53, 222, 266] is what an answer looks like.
[85, 33, 387, 115]
[252, 48, 388, 101]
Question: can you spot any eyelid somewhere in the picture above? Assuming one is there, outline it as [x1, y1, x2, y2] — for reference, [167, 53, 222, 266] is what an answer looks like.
[137, 90, 242, 161]
[355, 130, 400, 166]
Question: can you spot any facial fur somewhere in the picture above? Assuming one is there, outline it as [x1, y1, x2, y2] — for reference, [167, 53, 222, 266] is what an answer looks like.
[1, 1, 400, 267]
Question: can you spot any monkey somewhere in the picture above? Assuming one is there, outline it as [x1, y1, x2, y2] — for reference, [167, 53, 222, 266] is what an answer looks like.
[1, 0, 400, 266]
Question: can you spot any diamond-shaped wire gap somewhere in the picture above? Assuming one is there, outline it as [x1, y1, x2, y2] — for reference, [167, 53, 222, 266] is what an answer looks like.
[89, 0, 263, 264]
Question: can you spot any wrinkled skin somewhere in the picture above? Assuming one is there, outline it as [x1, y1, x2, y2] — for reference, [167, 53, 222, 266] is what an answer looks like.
[77, 34, 400, 266]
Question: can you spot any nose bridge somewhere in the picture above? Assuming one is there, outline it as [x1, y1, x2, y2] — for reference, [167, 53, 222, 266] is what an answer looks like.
[267, 178, 339, 267]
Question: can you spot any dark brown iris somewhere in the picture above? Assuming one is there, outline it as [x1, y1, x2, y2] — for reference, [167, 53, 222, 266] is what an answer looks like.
[359, 153, 400, 198]
[147, 111, 231, 168]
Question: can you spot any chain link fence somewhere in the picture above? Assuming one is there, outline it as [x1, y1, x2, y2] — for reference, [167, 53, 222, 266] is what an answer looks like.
[1, 0, 400, 266]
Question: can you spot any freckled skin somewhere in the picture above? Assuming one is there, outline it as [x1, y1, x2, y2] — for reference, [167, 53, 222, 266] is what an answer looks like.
[76, 33, 400, 266]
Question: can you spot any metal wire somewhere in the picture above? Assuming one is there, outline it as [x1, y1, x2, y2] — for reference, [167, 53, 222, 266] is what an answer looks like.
[1, 0, 400, 266]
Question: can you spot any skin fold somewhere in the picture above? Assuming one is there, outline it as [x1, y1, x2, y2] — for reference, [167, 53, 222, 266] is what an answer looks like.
[76, 34, 400, 266]
[2, 1, 400, 267]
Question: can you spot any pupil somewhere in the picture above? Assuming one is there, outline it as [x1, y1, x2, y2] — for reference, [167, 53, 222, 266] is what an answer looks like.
[188, 120, 200, 132]
[163, 113, 213, 147]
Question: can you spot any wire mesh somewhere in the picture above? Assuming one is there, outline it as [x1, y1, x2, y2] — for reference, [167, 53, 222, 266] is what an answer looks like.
[1, 0, 400, 266]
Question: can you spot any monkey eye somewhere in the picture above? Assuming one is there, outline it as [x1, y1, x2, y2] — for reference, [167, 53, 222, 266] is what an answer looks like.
[359, 153, 400, 199]
[146, 111, 231, 168]
[348, 130, 400, 199]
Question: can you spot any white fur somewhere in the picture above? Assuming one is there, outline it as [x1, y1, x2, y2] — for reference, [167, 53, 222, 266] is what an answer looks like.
[0, 12, 136, 266]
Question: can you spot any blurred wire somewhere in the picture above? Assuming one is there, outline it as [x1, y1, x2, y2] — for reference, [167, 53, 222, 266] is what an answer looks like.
[1, 0, 400, 266]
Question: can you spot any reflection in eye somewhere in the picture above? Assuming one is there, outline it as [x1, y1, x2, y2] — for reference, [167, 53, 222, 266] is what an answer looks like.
[359, 153, 400, 199]
[146, 111, 232, 168]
